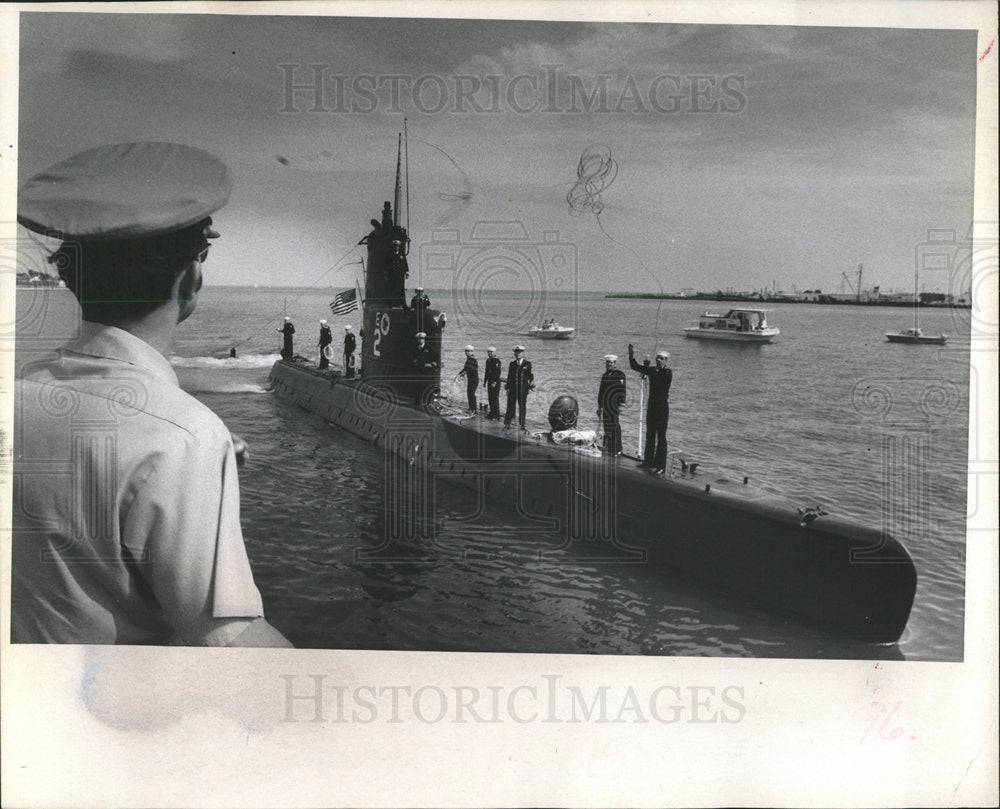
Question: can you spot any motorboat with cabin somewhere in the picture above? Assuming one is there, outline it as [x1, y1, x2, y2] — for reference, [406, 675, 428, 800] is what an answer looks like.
[527, 320, 575, 339]
[885, 326, 947, 345]
[684, 308, 779, 342]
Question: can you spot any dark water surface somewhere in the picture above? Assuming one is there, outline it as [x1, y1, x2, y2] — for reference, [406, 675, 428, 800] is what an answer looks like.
[15, 287, 971, 659]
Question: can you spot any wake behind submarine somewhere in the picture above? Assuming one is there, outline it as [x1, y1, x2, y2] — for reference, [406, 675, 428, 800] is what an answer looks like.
[269, 138, 917, 643]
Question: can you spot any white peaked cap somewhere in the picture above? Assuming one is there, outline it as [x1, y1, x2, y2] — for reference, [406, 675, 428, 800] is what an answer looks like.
[464, 345, 474, 351]
[18, 142, 231, 240]
[604, 354, 618, 362]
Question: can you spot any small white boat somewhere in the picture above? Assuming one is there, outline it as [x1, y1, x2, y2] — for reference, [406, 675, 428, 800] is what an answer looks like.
[885, 268, 947, 345]
[527, 321, 575, 339]
[684, 308, 779, 343]
[885, 326, 947, 345]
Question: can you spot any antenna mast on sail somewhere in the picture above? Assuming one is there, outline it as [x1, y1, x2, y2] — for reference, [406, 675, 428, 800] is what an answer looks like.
[393, 132, 402, 228]
[404, 118, 411, 244]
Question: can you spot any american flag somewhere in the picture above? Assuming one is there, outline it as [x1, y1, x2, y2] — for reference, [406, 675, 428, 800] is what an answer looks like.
[329, 288, 359, 315]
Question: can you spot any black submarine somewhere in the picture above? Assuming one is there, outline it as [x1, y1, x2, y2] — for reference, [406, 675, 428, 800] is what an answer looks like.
[269, 137, 917, 643]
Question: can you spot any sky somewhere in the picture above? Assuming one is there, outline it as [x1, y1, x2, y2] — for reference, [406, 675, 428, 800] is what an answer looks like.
[14, 10, 979, 294]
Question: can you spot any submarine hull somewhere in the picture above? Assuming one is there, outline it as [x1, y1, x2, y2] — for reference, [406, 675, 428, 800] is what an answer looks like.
[269, 360, 917, 643]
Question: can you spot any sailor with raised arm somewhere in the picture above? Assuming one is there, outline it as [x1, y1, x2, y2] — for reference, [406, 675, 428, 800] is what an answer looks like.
[629, 343, 672, 473]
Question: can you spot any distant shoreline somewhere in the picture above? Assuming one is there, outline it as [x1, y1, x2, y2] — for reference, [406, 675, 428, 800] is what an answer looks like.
[605, 293, 972, 309]
[15, 283, 971, 310]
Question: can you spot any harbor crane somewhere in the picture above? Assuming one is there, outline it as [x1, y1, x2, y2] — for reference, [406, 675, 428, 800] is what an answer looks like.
[841, 264, 864, 301]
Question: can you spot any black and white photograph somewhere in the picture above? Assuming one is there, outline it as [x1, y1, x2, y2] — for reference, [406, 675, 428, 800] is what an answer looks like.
[2, 2, 997, 807]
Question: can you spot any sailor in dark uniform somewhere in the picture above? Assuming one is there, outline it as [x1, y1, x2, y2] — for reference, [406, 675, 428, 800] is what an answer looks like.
[484, 346, 502, 420]
[413, 331, 436, 370]
[317, 319, 332, 369]
[597, 354, 626, 456]
[343, 324, 357, 378]
[628, 344, 672, 473]
[278, 317, 295, 360]
[458, 345, 479, 413]
[504, 345, 534, 431]
[409, 286, 430, 331]
[410, 286, 430, 311]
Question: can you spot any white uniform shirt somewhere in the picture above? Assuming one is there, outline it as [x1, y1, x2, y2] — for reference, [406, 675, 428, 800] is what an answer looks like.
[12, 323, 264, 644]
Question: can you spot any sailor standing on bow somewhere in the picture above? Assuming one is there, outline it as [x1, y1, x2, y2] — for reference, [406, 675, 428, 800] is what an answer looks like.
[504, 345, 534, 431]
[628, 344, 672, 473]
[343, 324, 357, 378]
[484, 346, 502, 420]
[597, 354, 627, 456]
[279, 316, 295, 360]
[458, 345, 480, 413]
[317, 319, 332, 369]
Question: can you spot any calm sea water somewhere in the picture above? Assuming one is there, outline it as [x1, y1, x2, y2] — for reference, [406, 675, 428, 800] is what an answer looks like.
[15, 287, 971, 660]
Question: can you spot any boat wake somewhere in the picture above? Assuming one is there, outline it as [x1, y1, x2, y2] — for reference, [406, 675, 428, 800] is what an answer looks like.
[183, 379, 273, 394]
[173, 354, 278, 394]
[171, 352, 281, 370]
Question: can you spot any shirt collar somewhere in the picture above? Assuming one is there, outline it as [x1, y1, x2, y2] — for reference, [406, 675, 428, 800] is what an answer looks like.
[61, 321, 179, 387]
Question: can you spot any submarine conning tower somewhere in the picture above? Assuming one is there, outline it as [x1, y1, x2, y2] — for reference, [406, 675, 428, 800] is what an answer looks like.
[358, 141, 444, 406]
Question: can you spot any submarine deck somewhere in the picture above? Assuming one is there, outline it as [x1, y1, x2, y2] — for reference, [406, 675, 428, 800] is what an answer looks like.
[268, 358, 917, 642]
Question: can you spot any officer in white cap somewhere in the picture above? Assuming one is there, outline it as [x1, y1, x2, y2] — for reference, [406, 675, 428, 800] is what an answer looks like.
[343, 324, 357, 378]
[484, 346, 502, 420]
[413, 330, 436, 371]
[317, 318, 333, 370]
[628, 343, 673, 472]
[504, 345, 534, 431]
[457, 345, 480, 414]
[597, 354, 627, 456]
[12, 142, 291, 647]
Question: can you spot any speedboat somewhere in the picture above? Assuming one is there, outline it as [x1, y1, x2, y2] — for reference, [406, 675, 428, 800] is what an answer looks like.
[684, 308, 780, 342]
[885, 327, 947, 345]
[527, 322, 575, 339]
